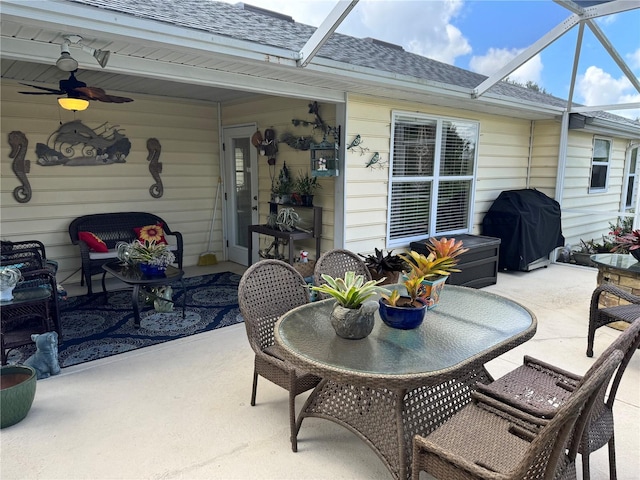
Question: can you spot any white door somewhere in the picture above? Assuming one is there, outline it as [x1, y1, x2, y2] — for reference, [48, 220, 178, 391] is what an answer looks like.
[223, 125, 258, 265]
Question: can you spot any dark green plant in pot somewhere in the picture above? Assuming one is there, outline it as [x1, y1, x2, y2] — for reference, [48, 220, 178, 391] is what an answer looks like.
[359, 249, 407, 276]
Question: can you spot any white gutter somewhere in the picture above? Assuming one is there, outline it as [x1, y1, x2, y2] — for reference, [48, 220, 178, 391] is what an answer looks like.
[1, 0, 301, 66]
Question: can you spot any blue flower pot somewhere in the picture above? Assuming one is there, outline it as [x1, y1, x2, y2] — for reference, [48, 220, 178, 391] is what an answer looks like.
[139, 263, 166, 277]
[378, 297, 427, 330]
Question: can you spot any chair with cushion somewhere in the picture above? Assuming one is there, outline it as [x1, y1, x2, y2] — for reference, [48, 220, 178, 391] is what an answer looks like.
[237, 259, 321, 452]
[411, 349, 624, 480]
[313, 248, 372, 299]
[587, 282, 640, 357]
[475, 317, 640, 480]
[1, 248, 61, 364]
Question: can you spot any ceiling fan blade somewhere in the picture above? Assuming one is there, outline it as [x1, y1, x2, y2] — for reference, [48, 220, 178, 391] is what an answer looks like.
[74, 86, 133, 103]
[18, 91, 60, 95]
[19, 83, 64, 95]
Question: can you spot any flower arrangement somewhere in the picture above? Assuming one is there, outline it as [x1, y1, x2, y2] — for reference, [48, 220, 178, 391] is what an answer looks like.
[311, 271, 386, 309]
[117, 239, 175, 268]
[611, 229, 640, 257]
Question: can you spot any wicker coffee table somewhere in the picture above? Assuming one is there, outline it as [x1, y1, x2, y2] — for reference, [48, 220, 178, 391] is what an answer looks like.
[274, 285, 536, 480]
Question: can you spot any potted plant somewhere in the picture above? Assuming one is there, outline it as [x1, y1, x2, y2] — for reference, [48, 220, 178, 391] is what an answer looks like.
[1, 364, 37, 428]
[271, 162, 293, 204]
[358, 248, 408, 285]
[116, 239, 175, 276]
[399, 237, 468, 309]
[378, 272, 428, 329]
[311, 271, 387, 339]
[0, 266, 23, 302]
[293, 171, 321, 206]
[611, 230, 640, 261]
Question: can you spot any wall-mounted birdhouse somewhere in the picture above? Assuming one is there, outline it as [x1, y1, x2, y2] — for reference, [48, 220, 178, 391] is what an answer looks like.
[310, 138, 339, 177]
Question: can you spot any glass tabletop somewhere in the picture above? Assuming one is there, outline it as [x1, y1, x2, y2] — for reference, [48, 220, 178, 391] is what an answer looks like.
[102, 261, 183, 284]
[590, 253, 640, 272]
[0, 286, 52, 306]
[276, 285, 536, 377]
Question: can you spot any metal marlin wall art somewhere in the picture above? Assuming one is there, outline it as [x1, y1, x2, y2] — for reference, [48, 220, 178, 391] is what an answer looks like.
[36, 120, 131, 166]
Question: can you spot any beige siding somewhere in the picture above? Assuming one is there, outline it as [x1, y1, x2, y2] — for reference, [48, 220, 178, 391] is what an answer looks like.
[1, 80, 221, 284]
[221, 96, 337, 256]
[560, 131, 629, 247]
[343, 94, 535, 253]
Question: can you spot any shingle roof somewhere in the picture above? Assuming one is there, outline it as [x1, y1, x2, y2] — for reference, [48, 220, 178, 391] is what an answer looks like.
[68, 0, 638, 128]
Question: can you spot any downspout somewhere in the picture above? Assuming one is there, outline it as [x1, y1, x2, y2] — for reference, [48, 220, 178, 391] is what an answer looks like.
[526, 120, 535, 189]
[217, 102, 226, 261]
[555, 111, 570, 208]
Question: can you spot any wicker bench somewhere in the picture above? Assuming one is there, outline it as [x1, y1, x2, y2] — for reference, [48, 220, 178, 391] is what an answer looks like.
[69, 212, 183, 295]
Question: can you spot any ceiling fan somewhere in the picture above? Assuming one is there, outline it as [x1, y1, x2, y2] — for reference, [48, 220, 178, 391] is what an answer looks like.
[18, 70, 134, 104]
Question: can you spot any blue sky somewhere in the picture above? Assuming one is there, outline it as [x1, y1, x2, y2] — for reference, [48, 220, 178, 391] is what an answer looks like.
[218, 0, 639, 119]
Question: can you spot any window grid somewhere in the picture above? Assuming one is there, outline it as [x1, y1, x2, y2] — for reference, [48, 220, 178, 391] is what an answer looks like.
[589, 137, 612, 193]
[388, 112, 478, 246]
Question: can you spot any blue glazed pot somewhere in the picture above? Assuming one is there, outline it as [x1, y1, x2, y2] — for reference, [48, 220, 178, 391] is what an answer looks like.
[378, 297, 427, 330]
[139, 263, 166, 277]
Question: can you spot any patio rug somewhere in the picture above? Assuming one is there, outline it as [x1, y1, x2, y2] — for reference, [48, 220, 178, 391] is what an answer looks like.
[7, 271, 243, 368]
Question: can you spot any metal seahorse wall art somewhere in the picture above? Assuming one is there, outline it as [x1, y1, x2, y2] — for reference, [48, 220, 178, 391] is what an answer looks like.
[146, 138, 163, 198]
[8, 131, 32, 203]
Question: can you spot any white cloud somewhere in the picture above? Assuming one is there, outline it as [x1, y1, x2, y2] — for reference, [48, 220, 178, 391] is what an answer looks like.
[628, 48, 640, 70]
[216, 0, 472, 65]
[469, 48, 543, 85]
[349, 0, 471, 64]
[577, 66, 640, 120]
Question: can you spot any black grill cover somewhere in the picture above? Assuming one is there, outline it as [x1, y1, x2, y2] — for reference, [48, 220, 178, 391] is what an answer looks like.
[482, 189, 564, 271]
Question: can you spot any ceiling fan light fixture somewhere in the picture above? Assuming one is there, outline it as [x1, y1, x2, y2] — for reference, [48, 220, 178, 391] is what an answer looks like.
[58, 97, 89, 111]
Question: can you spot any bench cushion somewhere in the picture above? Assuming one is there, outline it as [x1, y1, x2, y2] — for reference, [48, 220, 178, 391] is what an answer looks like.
[78, 231, 108, 253]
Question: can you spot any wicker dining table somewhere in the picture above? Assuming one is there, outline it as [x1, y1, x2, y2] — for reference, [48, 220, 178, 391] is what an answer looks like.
[274, 285, 537, 480]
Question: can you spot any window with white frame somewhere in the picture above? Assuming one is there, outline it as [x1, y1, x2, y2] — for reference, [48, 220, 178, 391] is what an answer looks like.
[387, 112, 478, 247]
[622, 146, 639, 210]
[589, 137, 612, 192]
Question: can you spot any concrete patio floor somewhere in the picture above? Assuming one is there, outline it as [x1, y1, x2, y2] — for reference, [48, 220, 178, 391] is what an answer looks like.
[1, 261, 638, 479]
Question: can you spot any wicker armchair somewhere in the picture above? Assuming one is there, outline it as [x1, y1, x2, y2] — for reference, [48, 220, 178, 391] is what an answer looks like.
[412, 349, 624, 480]
[475, 317, 640, 480]
[587, 282, 640, 357]
[1, 248, 61, 364]
[237, 259, 321, 452]
[1, 240, 58, 274]
[313, 249, 372, 299]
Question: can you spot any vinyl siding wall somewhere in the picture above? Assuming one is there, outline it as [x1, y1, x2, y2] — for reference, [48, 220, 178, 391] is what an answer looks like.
[561, 130, 629, 247]
[1, 80, 221, 285]
[343, 94, 536, 254]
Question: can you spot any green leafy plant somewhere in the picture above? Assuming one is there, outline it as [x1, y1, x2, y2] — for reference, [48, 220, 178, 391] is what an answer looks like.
[294, 171, 321, 195]
[380, 272, 426, 307]
[311, 271, 387, 309]
[117, 239, 175, 268]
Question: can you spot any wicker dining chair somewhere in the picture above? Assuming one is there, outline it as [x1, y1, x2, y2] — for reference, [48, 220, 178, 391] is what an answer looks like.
[237, 259, 321, 452]
[412, 349, 624, 480]
[476, 316, 640, 480]
[313, 248, 372, 299]
[587, 282, 640, 357]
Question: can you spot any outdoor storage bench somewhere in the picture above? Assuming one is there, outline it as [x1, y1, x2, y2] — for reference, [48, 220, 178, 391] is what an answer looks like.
[69, 212, 183, 295]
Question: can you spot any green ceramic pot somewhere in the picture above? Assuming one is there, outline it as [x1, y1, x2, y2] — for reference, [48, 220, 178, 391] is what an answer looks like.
[1, 365, 37, 429]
